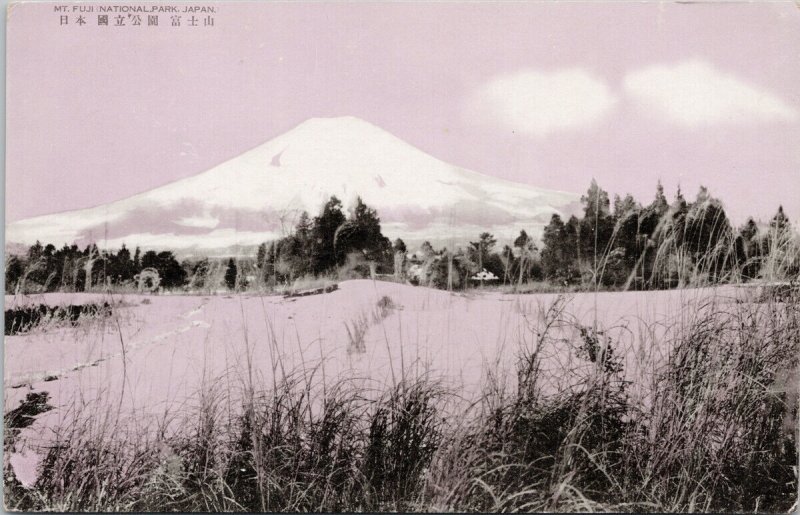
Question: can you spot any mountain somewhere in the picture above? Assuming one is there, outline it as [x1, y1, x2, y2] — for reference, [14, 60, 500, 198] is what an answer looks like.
[6, 117, 581, 255]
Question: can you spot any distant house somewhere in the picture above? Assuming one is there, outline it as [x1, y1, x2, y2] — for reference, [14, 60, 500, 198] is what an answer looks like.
[470, 269, 499, 285]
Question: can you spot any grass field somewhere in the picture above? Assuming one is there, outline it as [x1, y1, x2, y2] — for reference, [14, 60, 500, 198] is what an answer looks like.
[3, 279, 798, 511]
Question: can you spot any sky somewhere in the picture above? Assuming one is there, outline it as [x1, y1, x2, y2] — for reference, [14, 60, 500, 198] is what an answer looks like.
[6, 1, 800, 226]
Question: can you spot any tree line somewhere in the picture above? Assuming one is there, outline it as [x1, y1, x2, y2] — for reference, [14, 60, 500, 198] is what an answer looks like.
[402, 181, 797, 290]
[6, 180, 797, 294]
[536, 180, 796, 288]
[5, 242, 187, 294]
[254, 196, 393, 285]
[249, 182, 797, 291]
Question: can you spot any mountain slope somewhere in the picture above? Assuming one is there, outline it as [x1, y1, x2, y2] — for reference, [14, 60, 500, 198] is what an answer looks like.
[6, 117, 580, 254]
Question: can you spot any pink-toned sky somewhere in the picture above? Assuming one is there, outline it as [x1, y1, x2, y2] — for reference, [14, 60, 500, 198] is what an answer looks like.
[6, 2, 800, 225]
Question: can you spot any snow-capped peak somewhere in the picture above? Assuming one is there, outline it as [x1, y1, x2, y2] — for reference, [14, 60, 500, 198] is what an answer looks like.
[7, 117, 580, 255]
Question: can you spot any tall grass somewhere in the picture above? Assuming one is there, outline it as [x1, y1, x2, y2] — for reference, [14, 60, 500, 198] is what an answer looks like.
[426, 288, 798, 512]
[5, 280, 797, 512]
[5, 374, 445, 512]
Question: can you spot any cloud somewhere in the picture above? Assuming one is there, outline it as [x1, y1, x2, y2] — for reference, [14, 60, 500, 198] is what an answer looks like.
[175, 213, 220, 229]
[470, 68, 617, 136]
[623, 60, 798, 127]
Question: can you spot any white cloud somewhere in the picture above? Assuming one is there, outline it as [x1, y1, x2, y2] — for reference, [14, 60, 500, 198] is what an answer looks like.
[623, 60, 798, 127]
[471, 68, 617, 136]
[175, 213, 220, 229]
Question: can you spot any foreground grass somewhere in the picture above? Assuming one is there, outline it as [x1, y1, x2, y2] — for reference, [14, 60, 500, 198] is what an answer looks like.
[4, 285, 799, 513]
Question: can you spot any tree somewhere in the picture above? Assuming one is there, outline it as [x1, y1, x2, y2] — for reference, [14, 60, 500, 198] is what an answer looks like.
[332, 197, 391, 271]
[763, 205, 797, 279]
[275, 235, 307, 280]
[737, 218, 761, 280]
[190, 259, 212, 289]
[27, 241, 44, 263]
[581, 179, 611, 220]
[426, 248, 476, 290]
[652, 187, 691, 287]
[158, 252, 187, 288]
[500, 244, 514, 284]
[513, 230, 540, 285]
[513, 230, 531, 250]
[5, 255, 25, 294]
[770, 205, 790, 233]
[579, 181, 615, 280]
[311, 196, 347, 273]
[82, 244, 99, 291]
[56, 244, 84, 291]
[141, 250, 187, 289]
[468, 232, 497, 270]
[652, 180, 669, 216]
[392, 238, 407, 279]
[608, 195, 641, 287]
[420, 241, 435, 259]
[295, 211, 314, 269]
[541, 214, 578, 283]
[262, 241, 278, 284]
[296, 211, 313, 241]
[24, 241, 48, 287]
[225, 258, 238, 290]
[684, 186, 732, 280]
[256, 243, 267, 269]
[637, 183, 671, 287]
[740, 217, 759, 242]
[110, 244, 135, 283]
[613, 193, 639, 218]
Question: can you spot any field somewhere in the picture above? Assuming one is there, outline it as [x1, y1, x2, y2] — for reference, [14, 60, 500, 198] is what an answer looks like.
[4, 280, 798, 512]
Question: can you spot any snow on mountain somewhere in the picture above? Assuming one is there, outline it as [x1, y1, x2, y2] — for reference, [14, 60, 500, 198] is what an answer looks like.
[6, 117, 581, 255]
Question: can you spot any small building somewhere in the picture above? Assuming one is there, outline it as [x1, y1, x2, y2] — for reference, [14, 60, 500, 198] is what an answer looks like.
[470, 269, 499, 286]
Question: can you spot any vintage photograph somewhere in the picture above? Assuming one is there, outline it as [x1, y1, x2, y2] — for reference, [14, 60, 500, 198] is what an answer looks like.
[3, 1, 799, 512]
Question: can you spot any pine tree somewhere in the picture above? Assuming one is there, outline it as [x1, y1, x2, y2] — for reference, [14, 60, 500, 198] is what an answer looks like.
[256, 243, 267, 269]
[541, 214, 575, 282]
[763, 205, 795, 278]
[27, 241, 43, 263]
[514, 230, 530, 250]
[392, 239, 407, 279]
[513, 229, 539, 285]
[393, 238, 407, 254]
[613, 193, 639, 218]
[116, 244, 134, 282]
[684, 186, 731, 270]
[653, 180, 669, 215]
[191, 259, 211, 288]
[579, 180, 615, 281]
[335, 197, 390, 265]
[610, 194, 642, 286]
[741, 218, 759, 242]
[141, 250, 187, 289]
[5, 255, 25, 294]
[296, 211, 312, 238]
[581, 179, 611, 219]
[738, 218, 761, 279]
[311, 196, 347, 273]
[770, 205, 790, 233]
[469, 232, 497, 270]
[225, 258, 238, 290]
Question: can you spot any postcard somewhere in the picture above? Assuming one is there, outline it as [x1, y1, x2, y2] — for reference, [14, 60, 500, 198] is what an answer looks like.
[4, 2, 799, 512]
